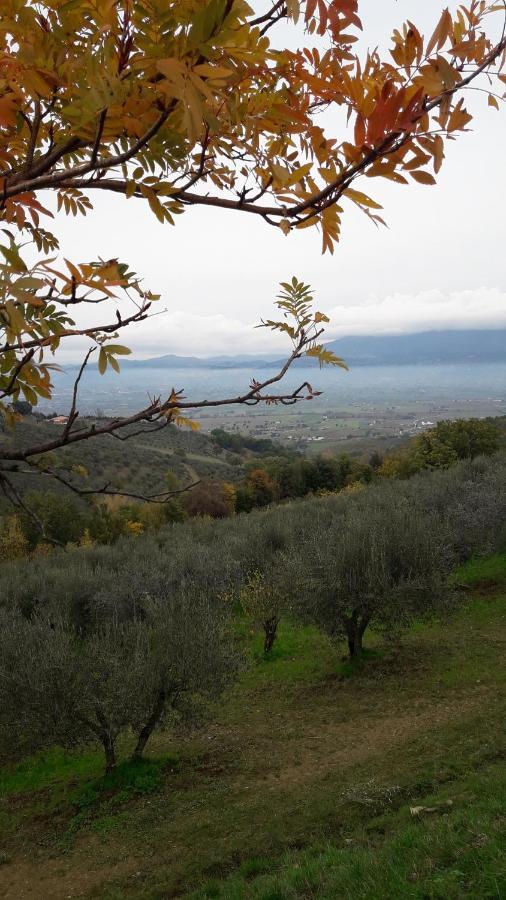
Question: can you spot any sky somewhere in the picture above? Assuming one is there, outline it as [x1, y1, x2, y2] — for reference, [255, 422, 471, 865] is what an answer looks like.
[53, 1, 506, 360]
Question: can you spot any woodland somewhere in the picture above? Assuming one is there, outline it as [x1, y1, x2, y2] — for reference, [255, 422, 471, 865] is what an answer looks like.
[1, 0, 506, 897]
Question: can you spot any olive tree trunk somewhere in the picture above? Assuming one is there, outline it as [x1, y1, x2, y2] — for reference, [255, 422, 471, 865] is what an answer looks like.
[262, 616, 280, 654]
[131, 687, 167, 761]
[91, 707, 117, 775]
[103, 734, 117, 775]
[344, 611, 371, 659]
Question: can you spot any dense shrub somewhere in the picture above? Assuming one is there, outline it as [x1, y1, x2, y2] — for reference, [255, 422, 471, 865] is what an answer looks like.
[379, 418, 502, 478]
[3, 455, 506, 620]
[210, 428, 293, 457]
[182, 479, 233, 518]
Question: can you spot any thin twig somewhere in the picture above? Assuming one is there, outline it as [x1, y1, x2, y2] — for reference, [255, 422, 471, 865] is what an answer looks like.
[0, 348, 36, 400]
[25, 100, 42, 173]
[0, 332, 323, 463]
[91, 109, 108, 165]
[62, 347, 95, 441]
[0, 472, 63, 546]
[15, 464, 201, 505]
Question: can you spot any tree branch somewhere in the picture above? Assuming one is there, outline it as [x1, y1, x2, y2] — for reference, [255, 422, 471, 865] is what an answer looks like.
[3, 34, 504, 220]
[25, 100, 42, 173]
[61, 347, 95, 441]
[91, 109, 108, 166]
[4, 103, 178, 200]
[0, 331, 321, 463]
[13, 464, 201, 505]
[0, 303, 151, 355]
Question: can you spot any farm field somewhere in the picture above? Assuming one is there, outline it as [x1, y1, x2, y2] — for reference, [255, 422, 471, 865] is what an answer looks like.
[36, 361, 506, 456]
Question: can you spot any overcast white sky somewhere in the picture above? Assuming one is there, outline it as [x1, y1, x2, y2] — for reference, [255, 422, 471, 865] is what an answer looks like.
[55, 1, 506, 359]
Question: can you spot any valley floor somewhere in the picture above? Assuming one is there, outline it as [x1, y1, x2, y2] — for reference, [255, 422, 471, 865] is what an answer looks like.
[1, 557, 506, 899]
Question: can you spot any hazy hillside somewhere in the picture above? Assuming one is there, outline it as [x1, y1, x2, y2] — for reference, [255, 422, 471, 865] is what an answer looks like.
[320, 329, 506, 366]
[120, 329, 506, 369]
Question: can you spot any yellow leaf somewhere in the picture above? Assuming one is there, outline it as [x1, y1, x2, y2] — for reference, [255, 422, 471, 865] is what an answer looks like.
[305, 346, 348, 369]
[433, 135, 445, 174]
[64, 258, 81, 280]
[173, 413, 200, 430]
[426, 8, 452, 56]
[447, 101, 472, 133]
[193, 64, 234, 80]
[345, 188, 383, 210]
[410, 170, 436, 185]
[286, 0, 300, 22]
[98, 348, 107, 375]
[156, 59, 184, 80]
[284, 163, 312, 187]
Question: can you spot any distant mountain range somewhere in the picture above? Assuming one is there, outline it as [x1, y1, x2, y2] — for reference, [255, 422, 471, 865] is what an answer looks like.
[122, 329, 506, 369]
[122, 352, 278, 369]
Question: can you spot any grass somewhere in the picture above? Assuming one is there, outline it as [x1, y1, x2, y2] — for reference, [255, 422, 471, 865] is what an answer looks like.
[455, 551, 506, 590]
[0, 746, 101, 797]
[190, 760, 506, 899]
[1, 556, 506, 898]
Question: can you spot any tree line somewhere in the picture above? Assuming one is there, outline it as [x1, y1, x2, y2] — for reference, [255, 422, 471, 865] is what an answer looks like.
[0, 417, 501, 558]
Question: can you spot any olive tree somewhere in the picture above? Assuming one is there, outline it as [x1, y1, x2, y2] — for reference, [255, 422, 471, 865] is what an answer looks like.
[232, 507, 303, 653]
[0, 585, 237, 774]
[399, 455, 506, 562]
[293, 494, 455, 659]
[239, 565, 295, 655]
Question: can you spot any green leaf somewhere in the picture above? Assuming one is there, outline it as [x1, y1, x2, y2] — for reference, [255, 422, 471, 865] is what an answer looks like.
[102, 344, 131, 355]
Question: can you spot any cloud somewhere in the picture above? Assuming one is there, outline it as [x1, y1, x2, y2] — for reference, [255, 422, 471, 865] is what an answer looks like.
[55, 286, 506, 361]
[55, 311, 283, 362]
[324, 287, 506, 339]
[128, 311, 274, 356]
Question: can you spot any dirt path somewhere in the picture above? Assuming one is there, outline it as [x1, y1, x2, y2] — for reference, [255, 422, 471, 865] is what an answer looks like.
[0, 688, 488, 900]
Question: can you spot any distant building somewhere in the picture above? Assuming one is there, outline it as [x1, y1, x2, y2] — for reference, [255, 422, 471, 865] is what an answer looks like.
[49, 415, 69, 425]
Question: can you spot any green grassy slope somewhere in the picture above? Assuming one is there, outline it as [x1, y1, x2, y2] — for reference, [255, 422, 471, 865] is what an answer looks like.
[0, 556, 505, 899]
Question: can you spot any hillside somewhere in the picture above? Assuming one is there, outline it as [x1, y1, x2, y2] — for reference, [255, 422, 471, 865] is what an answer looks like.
[1, 436, 506, 899]
[315, 328, 506, 366]
[0, 418, 245, 510]
[0, 552, 505, 899]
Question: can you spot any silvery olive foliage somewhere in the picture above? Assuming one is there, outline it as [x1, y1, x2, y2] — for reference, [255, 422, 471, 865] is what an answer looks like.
[0, 541, 239, 772]
[1, 454, 506, 768]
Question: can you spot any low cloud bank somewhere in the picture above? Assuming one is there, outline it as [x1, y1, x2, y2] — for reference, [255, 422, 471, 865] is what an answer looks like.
[325, 287, 506, 339]
[57, 286, 506, 361]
